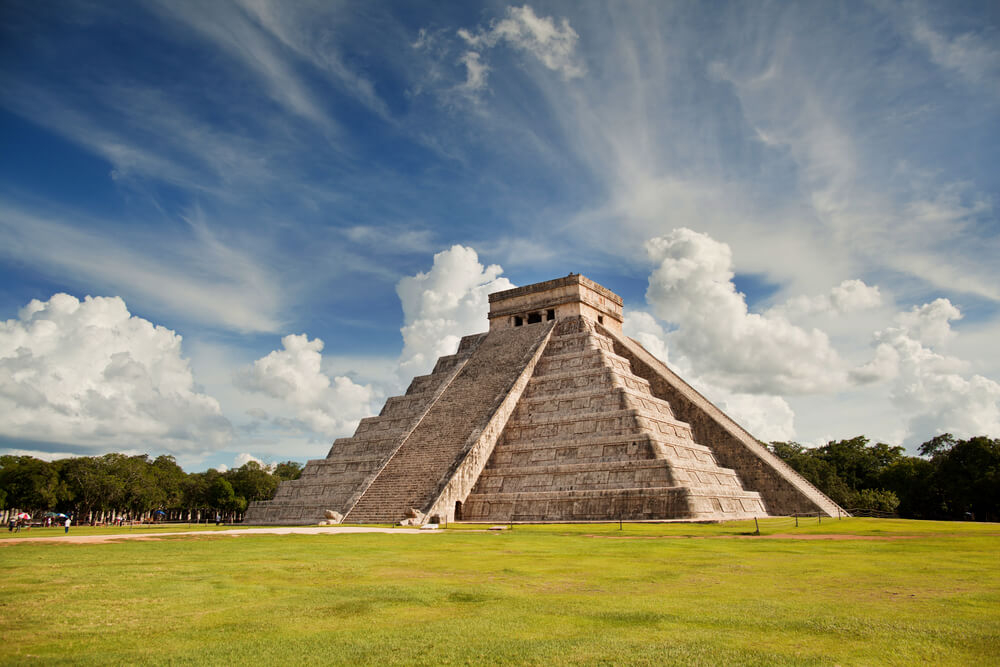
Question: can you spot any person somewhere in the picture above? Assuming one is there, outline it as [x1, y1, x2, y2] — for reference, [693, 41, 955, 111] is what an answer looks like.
[215, 512, 221, 526]
[64, 516, 71, 534]
[7, 517, 13, 532]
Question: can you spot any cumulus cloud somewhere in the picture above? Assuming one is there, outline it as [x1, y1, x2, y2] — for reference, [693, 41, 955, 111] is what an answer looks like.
[0, 293, 232, 453]
[895, 298, 962, 347]
[711, 391, 797, 442]
[622, 310, 671, 365]
[852, 298, 999, 444]
[644, 228, 847, 394]
[771, 279, 882, 320]
[234, 334, 376, 437]
[458, 5, 585, 83]
[233, 452, 273, 470]
[396, 245, 514, 376]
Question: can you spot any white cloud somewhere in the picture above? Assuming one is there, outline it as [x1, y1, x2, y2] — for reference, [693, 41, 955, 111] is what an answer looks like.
[150, 0, 335, 131]
[233, 451, 273, 471]
[895, 298, 962, 348]
[911, 19, 1000, 90]
[644, 228, 847, 394]
[711, 391, 797, 442]
[771, 279, 882, 320]
[396, 245, 514, 376]
[459, 51, 490, 92]
[234, 0, 392, 119]
[234, 334, 377, 437]
[458, 5, 585, 82]
[624, 309, 795, 441]
[0, 202, 285, 334]
[0, 293, 232, 453]
[623, 310, 671, 365]
[851, 297, 1000, 444]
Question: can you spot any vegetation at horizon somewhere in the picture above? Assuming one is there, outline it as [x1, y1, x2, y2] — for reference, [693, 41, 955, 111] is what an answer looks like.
[0, 454, 303, 524]
[769, 434, 1000, 521]
[2, 434, 998, 526]
[0, 518, 997, 665]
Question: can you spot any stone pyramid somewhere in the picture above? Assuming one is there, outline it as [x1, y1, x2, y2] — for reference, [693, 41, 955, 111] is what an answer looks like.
[245, 275, 842, 525]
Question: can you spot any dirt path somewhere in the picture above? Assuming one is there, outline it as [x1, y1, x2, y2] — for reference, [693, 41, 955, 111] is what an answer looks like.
[0, 525, 437, 545]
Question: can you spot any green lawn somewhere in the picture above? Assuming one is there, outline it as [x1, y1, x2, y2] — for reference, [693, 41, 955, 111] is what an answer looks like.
[1, 519, 997, 665]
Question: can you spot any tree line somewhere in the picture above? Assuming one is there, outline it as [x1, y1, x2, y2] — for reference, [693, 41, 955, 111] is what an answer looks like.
[769, 434, 1000, 521]
[0, 453, 303, 525]
[3, 433, 997, 524]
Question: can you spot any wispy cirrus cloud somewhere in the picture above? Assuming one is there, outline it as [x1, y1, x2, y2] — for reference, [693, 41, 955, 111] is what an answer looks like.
[148, 0, 337, 133]
[0, 201, 286, 333]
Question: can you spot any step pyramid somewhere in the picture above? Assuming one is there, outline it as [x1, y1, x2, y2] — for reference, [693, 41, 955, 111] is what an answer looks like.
[245, 275, 842, 525]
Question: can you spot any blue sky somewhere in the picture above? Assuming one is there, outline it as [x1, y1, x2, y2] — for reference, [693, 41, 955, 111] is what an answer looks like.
[1, 1, 998, 471]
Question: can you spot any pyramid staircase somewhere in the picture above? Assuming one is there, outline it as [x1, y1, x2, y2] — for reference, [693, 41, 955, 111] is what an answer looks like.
[461, 317, 766, 521]
[343, 322, 552, 523]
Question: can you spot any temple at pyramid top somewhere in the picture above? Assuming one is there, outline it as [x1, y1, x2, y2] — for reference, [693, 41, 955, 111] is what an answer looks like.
[488, 273, 623, 333]
[246, 275, 844, 526]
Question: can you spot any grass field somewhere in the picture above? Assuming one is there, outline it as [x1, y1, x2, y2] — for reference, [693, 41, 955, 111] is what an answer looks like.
[1, 518, 997, 665]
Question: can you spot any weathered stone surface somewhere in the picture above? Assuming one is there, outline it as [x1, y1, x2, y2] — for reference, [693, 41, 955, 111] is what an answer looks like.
[344, 321, 553, 524]
[246, 275, 844, 525]
[244, 336, 483, 525]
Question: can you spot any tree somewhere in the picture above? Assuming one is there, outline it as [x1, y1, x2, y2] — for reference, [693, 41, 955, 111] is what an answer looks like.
[228, 461, 278, 503]
[878, 457, 938, 518]
[273, 461, 304, 482]
[853, 488, 900, 513]
[151, 455, 186, 510]
[0, 456, 61, 512]
[58, 456, 116, 519]
[922, 435, 1000, 520]
[208, 476, 238, 512]
[769, 438, 907, 512]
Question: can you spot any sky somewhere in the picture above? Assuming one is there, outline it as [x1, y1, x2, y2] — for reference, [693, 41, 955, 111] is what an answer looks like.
[1, 1, 998, 472]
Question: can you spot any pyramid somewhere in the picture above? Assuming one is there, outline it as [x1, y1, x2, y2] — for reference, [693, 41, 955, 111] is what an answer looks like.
[245, 275, 843, 525]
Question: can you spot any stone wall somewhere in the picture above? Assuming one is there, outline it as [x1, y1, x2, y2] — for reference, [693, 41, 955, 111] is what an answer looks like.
[461, 317, 766, 522]
[602, 327, 844, 517]
[344, 321, 554, 524]
[244, 334, 484, 525]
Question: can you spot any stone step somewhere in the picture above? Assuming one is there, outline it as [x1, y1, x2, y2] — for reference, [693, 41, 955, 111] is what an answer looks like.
[345, 322, 553, 523]
[502, 408, 694, 443]
[537, 343, 622, 362]
[522, 367, 652, 399]
[533, 347, 633, 374]
[514, 387, 676, 421]
[461, 486, 765, 521]
[431, 353, 464, 374]
[492, 430, 712, 455]
[475, 459, 674, 494]
[378, 392, 436, 418]
[540, 330, 616, 356]
[457, 332, 488, 353]
[324, 437, 401, 460]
